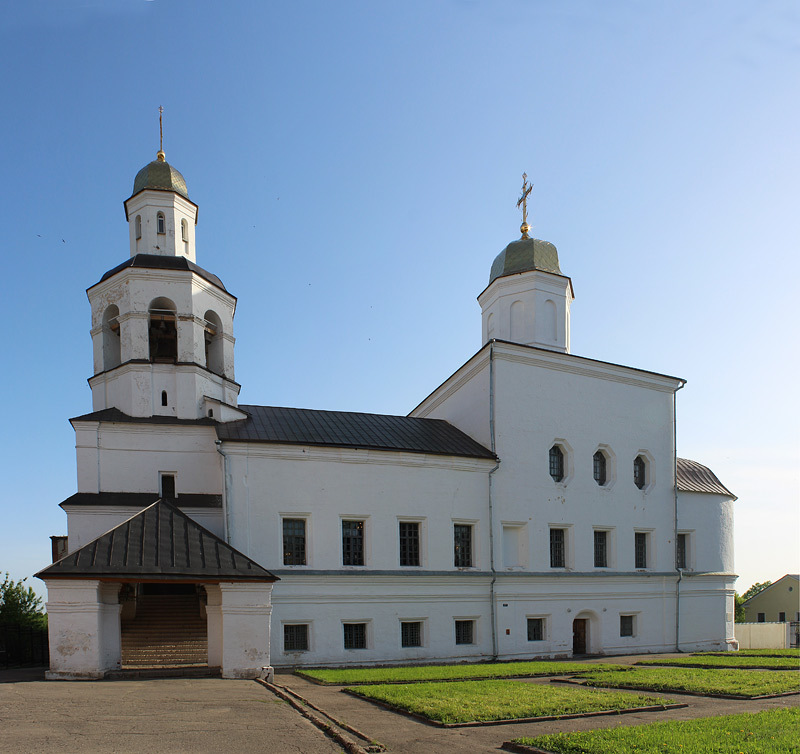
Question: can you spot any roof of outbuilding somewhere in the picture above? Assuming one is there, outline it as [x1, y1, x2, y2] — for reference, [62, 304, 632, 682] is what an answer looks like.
[92, 253, 228, 293]
[215, 405, 496, 459]
[36, 499, 276, 582]
[677, 457, 735, 498]
[59, 492, 222, 509]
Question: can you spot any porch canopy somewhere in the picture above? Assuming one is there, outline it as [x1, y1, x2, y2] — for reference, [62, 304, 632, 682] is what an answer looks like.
[37, 500, 278, 680]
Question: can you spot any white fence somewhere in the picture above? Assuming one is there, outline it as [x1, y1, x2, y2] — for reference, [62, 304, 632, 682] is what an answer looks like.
[735, 621, 798, 649]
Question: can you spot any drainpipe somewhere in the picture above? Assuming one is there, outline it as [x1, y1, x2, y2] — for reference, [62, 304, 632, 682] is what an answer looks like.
[673, 381, 686, 652]
[488, 342, 501, 660]
[215, 440, 231, 543]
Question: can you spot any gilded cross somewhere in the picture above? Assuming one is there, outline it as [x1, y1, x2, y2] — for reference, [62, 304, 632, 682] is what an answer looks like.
[158, 106, 164, 154]
[516, 172, 533, 239]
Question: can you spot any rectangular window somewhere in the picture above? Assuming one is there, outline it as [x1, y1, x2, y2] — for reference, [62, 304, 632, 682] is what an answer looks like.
[454, 619, 475, 645]
[401, 621, 422, 648]
[757, 613, 765, 623]
[779, 612, 786, 622]
[676, 533, 687, 569]
[635, 532, 648, 569]
[453, 524, 473, 568]
[399, 522, 420, 566]
[283, 518, 306, 566]
[527, 618, 544, 641]
[594, 530, 608, 568]
[342, 520, 365, 566]
[620, 615, 634, 637]
[343, 623, 367, 649]
[283, 624, 309, 652]
[160, 473, 176, 499]
[550, 528, 565, 568]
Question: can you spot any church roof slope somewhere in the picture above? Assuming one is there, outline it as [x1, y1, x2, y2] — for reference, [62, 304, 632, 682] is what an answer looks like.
[93, 254, 229, 293]
[216, 405, 496, 459]
[677, 457, 735, 498]
[36, 500, 276, 582]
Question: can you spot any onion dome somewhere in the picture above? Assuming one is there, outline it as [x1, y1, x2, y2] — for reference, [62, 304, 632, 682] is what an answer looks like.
[132, 150, 189, 199]
[488, 237, 562, 285]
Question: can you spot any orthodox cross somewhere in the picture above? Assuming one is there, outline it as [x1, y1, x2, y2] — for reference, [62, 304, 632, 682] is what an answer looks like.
[517, 172, 533, 239]
[158, 106, 165, 160]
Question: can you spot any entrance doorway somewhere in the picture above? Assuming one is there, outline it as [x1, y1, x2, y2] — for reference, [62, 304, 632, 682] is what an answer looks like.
[572, 618, 587, 654]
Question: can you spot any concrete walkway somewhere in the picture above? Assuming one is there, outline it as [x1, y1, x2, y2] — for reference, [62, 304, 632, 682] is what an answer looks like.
[0, 668, 342, 754]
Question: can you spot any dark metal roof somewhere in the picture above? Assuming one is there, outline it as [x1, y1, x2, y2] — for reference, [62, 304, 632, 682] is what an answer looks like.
[132, 158, 189, 199]
[216, 405, 496, 460]
[70, 407, 217, 426]
[489, 237, 562, 285]
[677, 458, 735, 498]
[36, 500, 276, 582]
[60, 492, 221, 510]
[92, 254, 228, 293]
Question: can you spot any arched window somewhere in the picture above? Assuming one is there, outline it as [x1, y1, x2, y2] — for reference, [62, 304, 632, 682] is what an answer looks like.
[593, 451, 607, 486]
[102, 305, 121, 370]
[181, 218, 188, 243]
[549, 445, 564, 482]
[204, 310, 224, 375]
[633, 455, 647, 489]
[148, 297, 177, 363]
[510, 300, 525, 341]
[157, 212, 165, 235]
[161, 391, 168, 407]
[135, 215, 142, 240]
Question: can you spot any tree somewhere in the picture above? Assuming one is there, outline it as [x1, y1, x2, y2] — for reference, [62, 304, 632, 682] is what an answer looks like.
[0, 573, 47, 629]
[741, 581, 772, 602]
[734, 593, 746, 622]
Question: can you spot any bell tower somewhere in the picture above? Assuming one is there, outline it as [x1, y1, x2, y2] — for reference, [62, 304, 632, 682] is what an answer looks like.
[86, 122, 246, 422]
[478, 175, 574, 353]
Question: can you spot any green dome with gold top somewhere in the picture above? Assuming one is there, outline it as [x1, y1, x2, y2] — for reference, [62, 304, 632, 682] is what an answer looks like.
[488, 237, 561, 285]
[132, 151, 189, 199]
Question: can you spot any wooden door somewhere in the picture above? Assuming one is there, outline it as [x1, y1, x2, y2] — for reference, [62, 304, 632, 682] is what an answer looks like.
[572, 619, 587, 654]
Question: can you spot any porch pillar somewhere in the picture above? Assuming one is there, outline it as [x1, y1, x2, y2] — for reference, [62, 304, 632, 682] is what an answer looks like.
[219, 582, 273, 679]
[205, 584, 223, 668]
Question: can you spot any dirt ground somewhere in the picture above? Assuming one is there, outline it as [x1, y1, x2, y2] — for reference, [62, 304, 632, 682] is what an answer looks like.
[1, 655, 797, 754]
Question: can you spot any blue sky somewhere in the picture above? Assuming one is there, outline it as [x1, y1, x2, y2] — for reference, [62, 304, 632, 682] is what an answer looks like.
[1, 0, 797, 598]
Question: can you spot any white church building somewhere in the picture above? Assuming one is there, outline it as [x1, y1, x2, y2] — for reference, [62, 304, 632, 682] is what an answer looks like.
[37, 147, 737, 679]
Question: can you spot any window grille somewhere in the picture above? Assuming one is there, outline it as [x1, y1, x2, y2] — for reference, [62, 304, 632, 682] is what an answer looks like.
[157, 212, 165, 234]
[283, 519, 306, 565]
[549, 445, 564, 482]
[342, 520, 365, 566]
[401, 621, 422, 648]
[284, 624, 308, 652]
[527, 618, 543, 641]
[676, 533, 687, 569]
[550, 528, 565, 568]
[635, 532, 647, 569]
[620, 615, 634, 636]
[594, 530, 608, 568]
[399, 522, 420, 566]
[593, 451, 607, 485]
[343, 623, 367, 649]
[454, 620, 474, 645]
[453, 524, 473, 567]
[634, 456, 646, 489]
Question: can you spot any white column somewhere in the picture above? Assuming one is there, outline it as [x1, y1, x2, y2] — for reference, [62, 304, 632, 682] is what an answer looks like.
[219, 582, 273, 680]
[205, 584, 223, 668]
[43, 580, 121, 680]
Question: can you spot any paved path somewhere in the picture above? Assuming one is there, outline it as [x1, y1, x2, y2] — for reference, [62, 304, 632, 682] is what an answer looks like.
[0, 669, 342, 754]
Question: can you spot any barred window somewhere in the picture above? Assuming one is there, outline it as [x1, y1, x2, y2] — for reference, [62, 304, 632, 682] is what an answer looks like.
[593, 451, 607, 486]
[453, 524, 473, 568]
[401, 621, 422, 648]
[283, 518, 306, 565]
[620, 615, 634, 637]
[594, 530, 608, 568]
[527, 618, 544, 641]
[343, 623, 367, 649]
[676, 533, 687, 569]
[283, 624, 308, 652]
[550, 528, 565, 568]
[454, 619, 474, 645]
[156, 211, 165, 234]
[633, 455, 647, 489]
[549, 445, 564, 482]
[342, 520, 365, 566]
[635, 532, 647, 569]
[399, 522, 420, 566]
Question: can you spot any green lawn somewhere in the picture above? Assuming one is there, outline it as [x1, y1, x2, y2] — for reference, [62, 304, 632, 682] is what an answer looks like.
[696, 648, 800, 658]
[512, 708, 799, 754]
[297, 661, 624, 685]
[346, 679, 671, 724]
[576, 666, 800, 698]
[639, 655, 799, 670]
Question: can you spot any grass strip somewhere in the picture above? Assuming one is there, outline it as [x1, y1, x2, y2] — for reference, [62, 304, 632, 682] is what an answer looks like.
[511, 707, 799, 753]
[298, 661, 625, 685]
[695, 648, 800, 658]
[639, 655, 799, 670]
[575, 666, 800, 698]
[346, 679, 670, 725]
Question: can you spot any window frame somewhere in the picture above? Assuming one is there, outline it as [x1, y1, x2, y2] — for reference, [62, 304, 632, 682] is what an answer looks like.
[159, 472, 176, 499]
[593, 450, 607, 486]
[156, 211, 166, 235]
[454, 618, 476, 646]
[453, 522, 474, 568]
[527, 617, 545, 642]
[398, 519, 422, 567]
[282, 517, 308, 566]
[676, 532, 688, 570]
[341, 518, 366, 567]
[634, 531, 649, 569]
[135, 214, 142, 240]
[620, 614, 635, 637]
[549, 445, 565, 482]
[549, 527, 566, 568]
[343, 621, 369, 650]
[593, 529, 608, 568]
[283, 623, 310, 652]
[400, 620, 423, 648]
